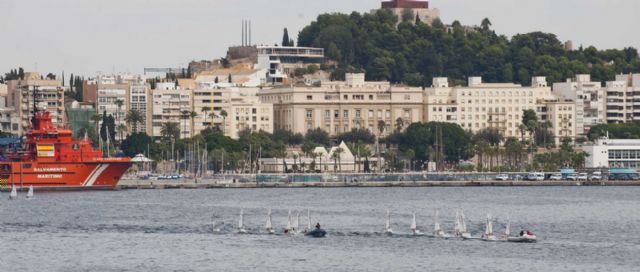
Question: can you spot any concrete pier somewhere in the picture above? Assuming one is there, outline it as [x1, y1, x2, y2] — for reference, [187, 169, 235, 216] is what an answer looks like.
[116, 179, 640, 190]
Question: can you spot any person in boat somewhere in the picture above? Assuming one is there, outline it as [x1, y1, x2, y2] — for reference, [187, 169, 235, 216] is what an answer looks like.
[526, 230, 534, 236]
[520, 230, 525, 237]
[315, 223, 321, 229]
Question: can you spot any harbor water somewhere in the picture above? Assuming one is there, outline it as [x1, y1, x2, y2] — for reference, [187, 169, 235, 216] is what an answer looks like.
[1, 186, 639, 271]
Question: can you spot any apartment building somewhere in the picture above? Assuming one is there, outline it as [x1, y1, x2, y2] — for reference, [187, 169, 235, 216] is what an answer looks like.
[6, 72, 64, 134]
[424, 76, 575, 144]
[191, 85, 273, 139]
[150, 85, 193, 139]
[605, 74, 640, 124]
[553, 74, 605, 138]
[259, 73, 423, 137]
[96, 83, 129, 140]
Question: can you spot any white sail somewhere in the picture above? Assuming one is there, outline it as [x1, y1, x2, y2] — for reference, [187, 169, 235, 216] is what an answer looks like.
[26, 185, 34, 199]
[265, 209, 272, 230]
[460, 210, 468, 233]
[505, 217, 511, 237]
[286, 210, 292, 230]
[410, 212, 417, 230]
[9, 185, 17, 200]
[294, 212, 300, 230]
[239, 209, 244, 229]
[434, 209, 441, 232]
[454, 210, 461, 234]
[306, 209, 312, 231]
[385, 210, 391, 230]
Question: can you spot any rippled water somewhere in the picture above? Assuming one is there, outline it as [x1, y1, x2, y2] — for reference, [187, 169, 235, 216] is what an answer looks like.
[1, 187, 639, 271]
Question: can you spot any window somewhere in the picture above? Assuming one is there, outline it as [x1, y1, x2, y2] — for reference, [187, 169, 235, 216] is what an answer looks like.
[355, 110, 361, 118]
[325, 110, 330, 119]
[368, 110, 374, 118]
[343, 110, 349, 118]
[306, 110, 313, 119]
[306, 95, 313, 100]
[334, 110, 339, 118]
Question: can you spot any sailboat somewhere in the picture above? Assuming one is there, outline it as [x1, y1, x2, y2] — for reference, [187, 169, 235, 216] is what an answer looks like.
[305, 209, 312, 233]
[212, 214, 221, 233]
[238, 209, 248, 234]
[265, 208, 275, 234]
[285, 209, 293, 234]
[481, 214, 496, 241]
[454, 210, 461, 236]
[26, 185, 34, 199]
[433, 209, 445, 237]
[9, 185, 17, 200]
[384, 209, 393, 235]
[459, 210, 471, 238]
[293, 211, 300, 234]
[410, 212, 423, 235]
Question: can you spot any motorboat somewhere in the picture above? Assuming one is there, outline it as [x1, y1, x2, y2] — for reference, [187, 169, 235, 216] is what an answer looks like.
[305, 223, 327, 238]
[508, 230, 538, 243]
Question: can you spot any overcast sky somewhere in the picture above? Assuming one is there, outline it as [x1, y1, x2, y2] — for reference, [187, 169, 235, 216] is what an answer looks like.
[0, 0, 638, 77]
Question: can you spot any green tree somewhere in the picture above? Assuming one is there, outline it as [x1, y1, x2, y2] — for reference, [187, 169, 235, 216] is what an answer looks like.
[124, 109, 144, 133]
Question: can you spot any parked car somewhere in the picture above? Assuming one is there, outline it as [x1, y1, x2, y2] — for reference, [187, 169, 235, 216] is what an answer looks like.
[577, 173, 589, 181]
[589, 171, 602, 181]
[511, 174, 524, 181]
[527, 172, 544, 181]
[549, 173, 563, 181]
[495, 173, 509, 181]
[566, 173, 578, 181]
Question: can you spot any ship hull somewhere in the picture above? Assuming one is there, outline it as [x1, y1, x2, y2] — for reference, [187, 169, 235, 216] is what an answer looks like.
[0, 161, 131, 190]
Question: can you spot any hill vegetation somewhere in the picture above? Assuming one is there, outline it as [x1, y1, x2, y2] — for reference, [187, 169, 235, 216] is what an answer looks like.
[297, 10, 640, 86]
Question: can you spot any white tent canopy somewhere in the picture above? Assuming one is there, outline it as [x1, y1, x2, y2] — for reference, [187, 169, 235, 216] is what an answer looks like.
[131, 154, 154, 162]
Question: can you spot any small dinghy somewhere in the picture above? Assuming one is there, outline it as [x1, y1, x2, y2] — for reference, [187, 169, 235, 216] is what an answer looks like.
[238, 209, 248, 234]
[508, 230, 538, 243]
[305, 222, 327, 238]
[212, 214, 221, 233]
[26, 185, 34, 199]
[9, 185, 18, 200]
[433, 209, 446, 237]
[284, 210, 294, 234]
[410, 212, 423, 236]
[481, 214, 497, 241]
[384, 209, 393, 235]
[265, 208, 275, 234]
[459, 210, 471, 239]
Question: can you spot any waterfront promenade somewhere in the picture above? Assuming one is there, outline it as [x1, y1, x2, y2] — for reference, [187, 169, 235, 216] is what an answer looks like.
[116, 178, 640, 190]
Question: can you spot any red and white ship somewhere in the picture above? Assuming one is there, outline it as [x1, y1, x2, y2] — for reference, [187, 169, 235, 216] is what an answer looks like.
[0, 111, 131, 190]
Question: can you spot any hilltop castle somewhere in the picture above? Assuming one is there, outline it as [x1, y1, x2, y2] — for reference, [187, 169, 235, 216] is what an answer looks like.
[381, 0, 440, 25]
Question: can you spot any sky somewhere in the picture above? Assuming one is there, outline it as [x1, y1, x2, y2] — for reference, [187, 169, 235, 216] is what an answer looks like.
[0, 0, 638, 77]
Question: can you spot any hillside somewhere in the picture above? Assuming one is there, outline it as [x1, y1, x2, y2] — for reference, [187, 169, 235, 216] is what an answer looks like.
[297, 10, 640, 86]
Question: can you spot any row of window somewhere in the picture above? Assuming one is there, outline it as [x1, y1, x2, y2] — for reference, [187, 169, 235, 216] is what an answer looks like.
[305, 109, 412, 120]
[609, 150, 640, 160]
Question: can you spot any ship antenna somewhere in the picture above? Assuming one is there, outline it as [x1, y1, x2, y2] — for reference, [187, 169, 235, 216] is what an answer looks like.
[31, 85, 39, 128]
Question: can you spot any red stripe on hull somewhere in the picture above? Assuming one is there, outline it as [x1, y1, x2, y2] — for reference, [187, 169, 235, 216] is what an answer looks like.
[2, 162, 131, 189]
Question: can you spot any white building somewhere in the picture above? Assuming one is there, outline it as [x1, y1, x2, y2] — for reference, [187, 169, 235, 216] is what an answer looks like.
[584, 137, 640, 169]
[6, 73, 65, 134]
[150, 87, 193, 139]
[605, 74, 640, 124]
[256, 46, 324, 85]
[553, 74, 605, 138]
[424, 76, 576, 144]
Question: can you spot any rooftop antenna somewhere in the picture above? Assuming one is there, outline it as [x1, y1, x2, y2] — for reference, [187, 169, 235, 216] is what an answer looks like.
[249, 20, 252, 46]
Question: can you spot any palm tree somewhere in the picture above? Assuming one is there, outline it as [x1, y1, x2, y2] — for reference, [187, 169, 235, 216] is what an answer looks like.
[334, 147, 344, 173]
[395, 117, 405, 132]
[114, 99, 124, 123]
[376, 120, 386, 173]
[161, 122, 180, 141]
[91, 113, 102, 140]
[180, 110, 190, 139]
[116, 123, 127, 144]
[125, 109, 144, 133]
[220, 110, 228, 135]
[201, 106, 211, 127]
[190, 111, 198, 137]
